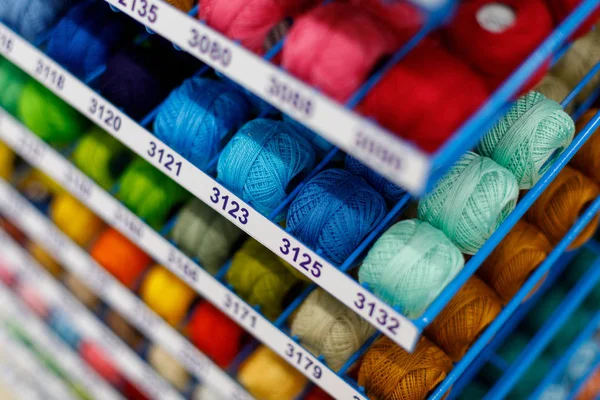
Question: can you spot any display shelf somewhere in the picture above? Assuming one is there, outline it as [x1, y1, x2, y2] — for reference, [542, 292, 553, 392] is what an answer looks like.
[0, 279, 123, 400]
[0, 113, 368, 400]
[0, 325, 77, 400]
[102, 0, 600, 194]
[0, 184, 245, 400]
[429, 192, 600, 399]
[532, 311, 600, 399]
[0, 23, 420, 352]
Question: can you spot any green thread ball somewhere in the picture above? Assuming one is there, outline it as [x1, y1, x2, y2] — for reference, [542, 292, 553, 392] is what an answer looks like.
[477, 92, 574, 189]
[73, 127, 132, 190]
[118, 158, 188, 229]
[359, 219, 464, 318]
[0, 57, 30, 116]
[18, 80, 89, 144]
[171, 199, 243, 275]
[418, 152, 519, 255]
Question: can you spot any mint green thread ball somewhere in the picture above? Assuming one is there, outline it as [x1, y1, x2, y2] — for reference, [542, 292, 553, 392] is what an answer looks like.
[359, 219, 464, 318]
[477, 92, 574, 189]
[418, 152, 519, 255]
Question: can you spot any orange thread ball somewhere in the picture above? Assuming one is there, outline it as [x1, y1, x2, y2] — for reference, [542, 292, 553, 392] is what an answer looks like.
[425, 277, 502, 361]
[571, 109, 600, 183]
[90, 228, 151, 288]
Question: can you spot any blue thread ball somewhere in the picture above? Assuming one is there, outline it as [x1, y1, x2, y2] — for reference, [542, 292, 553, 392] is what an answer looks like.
[155, 77, 253, 170]
[48, 310, 81, 350]
[0, 0, 73, 42]
[46, 1, 131, 78]
[218, 119, 316, 219]
[287, 169, 387, 265]
[345, 155, 405, 202]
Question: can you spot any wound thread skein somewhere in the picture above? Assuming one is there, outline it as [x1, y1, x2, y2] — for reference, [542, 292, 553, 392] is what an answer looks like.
[63, 273, 99, 309]
[18, 80, 89, 145]
[0, 0, 73, 42]
[50, 193, 104, 247]
[359, 219, 464, 318]
[418, 152, 519, 254]
[290, 289, 375, 371]
[0, 141, 14, 181]
[547, 0, 600, 40]
[163, 0, 194, 11]
[148, 345, 190, 392]
[105, 311, 142, 348]
[287, 169, 387, 265]
[571, 109, 600, 182]
[551, 30, 600, 104]
[154, 77, 253, 171]
[443, 0, 554, 90]
[358, 44, 489, 153]
[477, 91, 575, 189]
[47, 310, 81, 350]
[350, 0, 422, 36]
[0, 57, 30, 117]
[186, 302, 245, 368]
[118, 159, 188, 229]
[199, 0, 319, 55]
[140, 266, 196, 326]
[27, 242, 62, 277]
[478, 220, 552, 303]
[227, 238, 301, 320]
[72, 127, 132, 191]
[345, 156, 406, 203]
[217, 119, 316, 219]
[238, 346, 307, 400]
[534, 75, 574, 114]
[282, 3, 405, 102]
[526, 166, 600, 250]
[80, 341, 123, 386]
[90, 228, 151, 289]
[425, 277, 502, 361]
[358, 336, 453, 400]
[171, 199, 243, 275]
[46, 1, 132, 78]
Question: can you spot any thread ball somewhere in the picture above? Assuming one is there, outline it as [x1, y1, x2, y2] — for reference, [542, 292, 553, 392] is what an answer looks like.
[50, 193, 104, 247]
[287, 168, 387, 265]
[0, 0, 73, 42]
[218, 118, 316, 219]
[345, 155, 405, 203]
[359, 219, 464, 318]
[418, 151, 519, 254]
[290, 289, 375, 371]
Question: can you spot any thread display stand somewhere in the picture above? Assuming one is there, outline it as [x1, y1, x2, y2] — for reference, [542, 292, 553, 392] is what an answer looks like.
[0, 0, 599, 399]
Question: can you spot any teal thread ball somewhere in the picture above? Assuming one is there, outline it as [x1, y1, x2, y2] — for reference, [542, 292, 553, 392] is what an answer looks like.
[359, 219, 464, 318]
[418, 152, 519, 254]
[477, 92, 574, 189]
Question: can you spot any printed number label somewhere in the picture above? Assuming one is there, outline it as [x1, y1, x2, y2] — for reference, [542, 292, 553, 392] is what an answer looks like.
[224, 294, 257, 329]
[210, 187, 249, 225]
[132, 301, 158, 331]
[0, 31, 13, 54]
[279, 238, 322, 278]
[354, 130, 402, 172]
[114, 208, 144, 239]
[117, 0, 158, 23]
[167, 249, 198, 282]
[64, 167, 93, 199]
[285, 343, 322, 379]
[86, 262, 110, 296]
[267, 76, 313, 117]
[44, 227, 66, 254]
[178, 346, 207, 376]
[4, 192, 25, 220]
[354, 292, 400, 335]
[16, 133, 45, 162]
[89, 98, 122, 132]
[35, 59, 65, 90]
[147, 141, 183, 177]
[188, 28, 232, 67]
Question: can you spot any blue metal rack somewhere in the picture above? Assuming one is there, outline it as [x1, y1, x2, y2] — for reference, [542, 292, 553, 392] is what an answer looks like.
[1, 0, 600, 399]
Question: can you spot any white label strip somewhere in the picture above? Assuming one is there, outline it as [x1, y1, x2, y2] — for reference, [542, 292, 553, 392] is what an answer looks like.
[0, 115, 369, 400]
[0, 325, 77, 400]
[0, 229, 252, 400]
[101, 0, 430, 193]
[0, 24, 420, 350]
[0, 185, 194, 400]
[0, 356, 47, 400]
[0, 284, 123, 400]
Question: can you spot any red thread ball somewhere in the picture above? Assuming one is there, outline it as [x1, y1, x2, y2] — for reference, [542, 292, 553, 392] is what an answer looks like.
[547, 0, 600, 40]
[282, 2, 407, 102]
[444, 0, 554, 91]
[199, 0, 318, 55]
[305, 386, 334, 400]
[358, 43, 489, 152]
[350, 0, 422, 38]
[186, 302, 245, 368]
